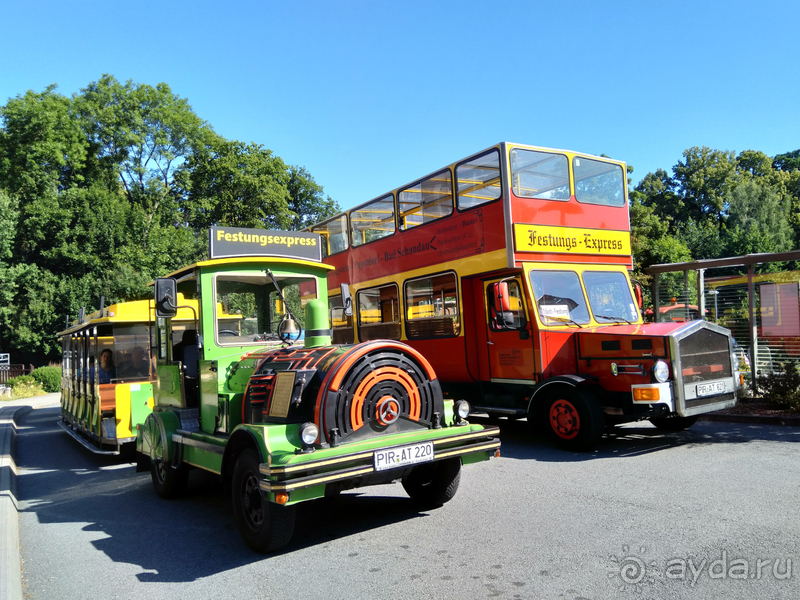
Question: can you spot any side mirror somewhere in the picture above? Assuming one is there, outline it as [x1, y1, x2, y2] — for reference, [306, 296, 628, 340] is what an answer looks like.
[493, 281, 511, 313]
[154, 278, 178, 318]
[490, 281, 517, 329]
[632, 280, 644, 310]
[341, 283, 353, 317]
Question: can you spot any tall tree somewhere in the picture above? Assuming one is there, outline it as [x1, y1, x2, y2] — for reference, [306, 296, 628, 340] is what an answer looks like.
[177, 138, 294, 231]
[725, 179, 794, 257]
[76, 74, 214, 249]
[286, 165, 340, 230]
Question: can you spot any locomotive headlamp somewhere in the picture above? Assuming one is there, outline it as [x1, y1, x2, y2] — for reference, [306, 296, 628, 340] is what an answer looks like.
[454, 400, 471, 424]
[653, 360, 670, 383]
[299, 422, 319, 451]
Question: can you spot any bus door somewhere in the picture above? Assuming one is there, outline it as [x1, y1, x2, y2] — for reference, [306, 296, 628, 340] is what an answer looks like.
[480, 277, 535, 382]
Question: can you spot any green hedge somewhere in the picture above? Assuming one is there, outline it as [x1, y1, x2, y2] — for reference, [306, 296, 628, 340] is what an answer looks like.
[32, 366, 61, 393]
[7, 375, 37, 389]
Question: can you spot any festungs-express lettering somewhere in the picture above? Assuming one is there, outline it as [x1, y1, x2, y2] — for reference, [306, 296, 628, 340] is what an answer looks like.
[216, 230, 317, 248]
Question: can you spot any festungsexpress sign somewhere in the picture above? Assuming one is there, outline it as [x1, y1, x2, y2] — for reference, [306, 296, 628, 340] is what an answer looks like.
[209, 227, 322, 262]
[513, 223, 631, 257]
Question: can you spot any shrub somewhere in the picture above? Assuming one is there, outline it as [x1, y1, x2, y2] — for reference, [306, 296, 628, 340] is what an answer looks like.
[31, 366, 61, 392]
[7, 375, 37, 389]
[757, 362, 800, 413]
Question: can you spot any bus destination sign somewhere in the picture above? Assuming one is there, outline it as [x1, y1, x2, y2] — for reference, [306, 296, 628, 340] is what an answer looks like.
[513, 224, 631, 257]
[209, 226, 322, 262]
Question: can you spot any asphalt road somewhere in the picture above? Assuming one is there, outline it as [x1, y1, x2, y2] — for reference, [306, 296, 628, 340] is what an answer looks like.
[16, 406, 800, 600]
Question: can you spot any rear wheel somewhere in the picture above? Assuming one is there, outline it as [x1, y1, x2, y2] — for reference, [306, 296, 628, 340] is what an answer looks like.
[143, 413, 188, 499]
[151, 457, 189, 499]
[402, 457, 461, 507]
[541, 387, 604, 451]
[232, 449, 296, 553]
[649, 415, 698, 431]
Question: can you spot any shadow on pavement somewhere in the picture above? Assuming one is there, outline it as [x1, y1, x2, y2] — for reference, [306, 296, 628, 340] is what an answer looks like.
[16, 407, 451, 582]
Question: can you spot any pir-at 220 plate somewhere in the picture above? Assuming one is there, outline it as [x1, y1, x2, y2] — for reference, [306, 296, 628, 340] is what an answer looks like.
[373, 441, 434, 472]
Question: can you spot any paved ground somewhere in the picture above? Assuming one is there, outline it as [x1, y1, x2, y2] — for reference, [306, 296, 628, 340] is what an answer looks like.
[11, 404, 800, 600]
[1, 393, 61, 600]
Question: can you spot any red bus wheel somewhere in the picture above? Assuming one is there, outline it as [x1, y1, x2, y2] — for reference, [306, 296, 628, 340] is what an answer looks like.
[542, 387, 604, 451]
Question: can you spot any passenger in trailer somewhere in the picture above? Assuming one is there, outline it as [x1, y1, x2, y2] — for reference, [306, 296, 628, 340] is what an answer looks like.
[127, 346, 150, 378]
[92, 349, 116, 384]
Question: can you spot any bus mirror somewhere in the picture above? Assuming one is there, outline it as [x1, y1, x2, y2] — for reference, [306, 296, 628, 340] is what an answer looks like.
[154, 278, 178, 318]
[632, 280, 644, 310]
[341, 283, 353, 317]
[493, 282, 511, 313]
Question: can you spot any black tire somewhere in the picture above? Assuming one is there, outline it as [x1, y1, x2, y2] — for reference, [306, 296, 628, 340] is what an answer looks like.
[151, 457, 189, 499]
[402, 457, 461, 507]
[145, 413, 188, 499]
[232, 449, 296, 553]
[540, 386, 604, 451]
[649, 415, 698, 431]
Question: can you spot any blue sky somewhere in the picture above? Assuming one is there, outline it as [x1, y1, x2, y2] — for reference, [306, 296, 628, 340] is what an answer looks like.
[2, 0, 798, 211]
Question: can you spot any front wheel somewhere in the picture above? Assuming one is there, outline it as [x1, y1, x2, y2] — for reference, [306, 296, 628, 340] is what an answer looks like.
[649, 415, 698, 431]
[232, 449, 296, 553]
[540, 387, 604, 451]
[402, 458, 461, 507]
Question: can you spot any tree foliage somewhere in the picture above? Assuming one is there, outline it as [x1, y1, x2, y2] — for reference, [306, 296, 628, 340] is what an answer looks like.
[632, 146, 799, 276]
[0, 75, 339, 363]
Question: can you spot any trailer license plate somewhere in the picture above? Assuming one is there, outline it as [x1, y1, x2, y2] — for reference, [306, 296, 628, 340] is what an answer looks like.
[374, 441, 434, 472]
[696, 381, 725, 397]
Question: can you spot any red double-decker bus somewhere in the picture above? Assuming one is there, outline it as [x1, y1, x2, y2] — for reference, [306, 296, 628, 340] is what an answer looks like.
[309, 143, 740, 449]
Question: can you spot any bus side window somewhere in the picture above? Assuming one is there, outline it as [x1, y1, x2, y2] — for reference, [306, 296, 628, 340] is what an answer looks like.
[357, 284, 401, 341]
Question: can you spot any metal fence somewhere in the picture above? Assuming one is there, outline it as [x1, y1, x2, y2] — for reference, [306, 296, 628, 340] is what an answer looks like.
[645, 250, 800, 396]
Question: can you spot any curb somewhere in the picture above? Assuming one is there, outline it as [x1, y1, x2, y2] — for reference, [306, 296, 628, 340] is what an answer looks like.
[698, 413, 800, 426]
[1, 404, 32, 600]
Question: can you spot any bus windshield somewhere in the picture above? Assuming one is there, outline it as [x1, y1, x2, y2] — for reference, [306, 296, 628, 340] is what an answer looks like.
[529, 270, 591, 325]
[583, 271, 638, 323]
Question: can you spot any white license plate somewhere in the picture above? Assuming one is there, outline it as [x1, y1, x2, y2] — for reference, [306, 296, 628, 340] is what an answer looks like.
[696, 381, 726, 397]
[374, 441, 434, 472]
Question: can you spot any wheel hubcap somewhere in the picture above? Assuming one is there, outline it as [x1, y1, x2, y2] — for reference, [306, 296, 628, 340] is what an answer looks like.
[242, 472, 263, 527]
[550, 399, 580, 439]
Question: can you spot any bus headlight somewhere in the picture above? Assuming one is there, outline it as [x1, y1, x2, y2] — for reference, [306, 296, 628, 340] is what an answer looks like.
[653, 360, 670, 383]
[299, 422, 319, 450]
[454, 400, 470, 424]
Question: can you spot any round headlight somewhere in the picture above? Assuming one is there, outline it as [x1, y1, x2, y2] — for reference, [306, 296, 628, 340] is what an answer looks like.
[653, 360, 670, 383]
[455, 400, 471, 420]
[300, 422, 319, 446]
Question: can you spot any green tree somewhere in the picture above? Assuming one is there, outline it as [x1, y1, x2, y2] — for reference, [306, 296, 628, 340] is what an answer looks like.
[0, 75, 337, 363]
[286, 165, 340, 230]
[671, 146, 739, 229]
[725, 180, 794, 257]
[177, 138, 293, 231]
[76, 74, 214, 249]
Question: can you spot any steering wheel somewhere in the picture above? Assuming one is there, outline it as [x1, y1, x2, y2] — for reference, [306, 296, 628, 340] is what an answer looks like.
[218, 329, 238, 337]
